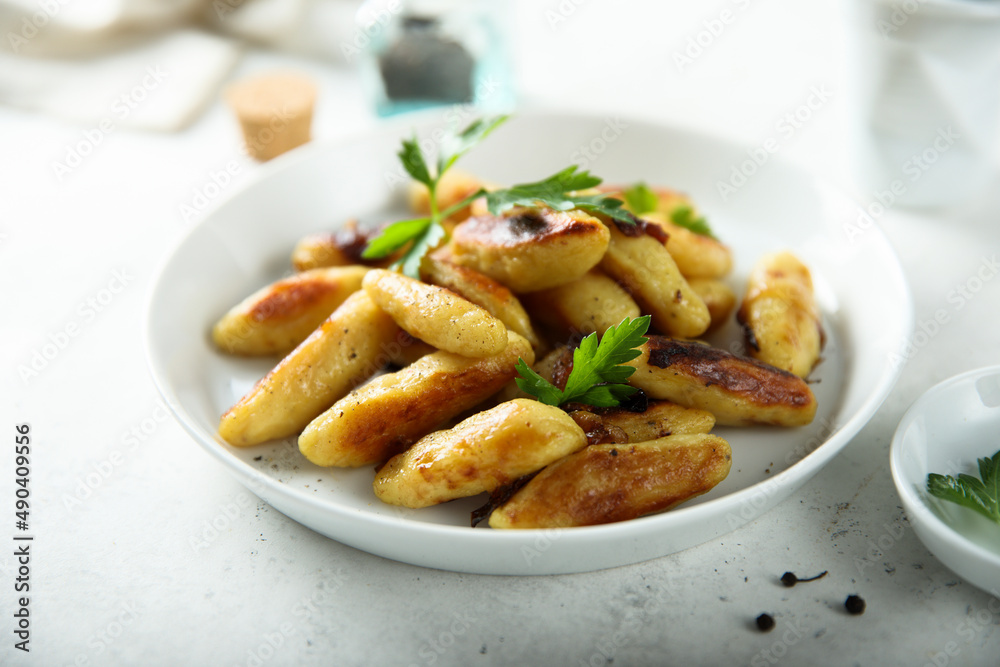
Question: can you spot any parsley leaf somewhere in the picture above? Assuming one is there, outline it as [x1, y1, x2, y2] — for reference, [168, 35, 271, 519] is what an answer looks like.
[927, 449, 1000, 524]
[398, 136, 433, 188]
[670, 204, 716, 239]
[622, 182, 658, 214]
[438, 115, 509, 176]
[360, 217, 429, 259]
[362, 116, 508, 276]
[485, 166, 637, 225]
[394, 221, 446, 278]
[514, 316, 651, 408]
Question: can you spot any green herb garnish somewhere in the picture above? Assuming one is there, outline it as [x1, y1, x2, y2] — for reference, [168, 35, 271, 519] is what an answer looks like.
[361, 116, 508, 277]
[670, 204, 715, 239]
[927, 449, 1000, 524]
[514, 316, 651, 408]
[622, 182, 659, 214]
[485, 166, 636, 225]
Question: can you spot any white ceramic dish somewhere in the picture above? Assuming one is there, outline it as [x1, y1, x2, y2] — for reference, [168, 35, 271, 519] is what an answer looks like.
[145, 111, 912, 574]
[891, 365, 1000, 594]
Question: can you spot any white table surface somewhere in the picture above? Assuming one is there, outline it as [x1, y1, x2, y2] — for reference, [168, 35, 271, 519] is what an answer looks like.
[3, 1, 1000, 665]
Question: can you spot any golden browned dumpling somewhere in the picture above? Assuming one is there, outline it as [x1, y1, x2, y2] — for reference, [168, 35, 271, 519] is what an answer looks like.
[625, 336, 817, 427]
[362, 269, 508, 358]
[449, 207, 610, 293]
[373, 399, 587, 508]
[599, 223, 710, 338]
[489, 434, 732, 528]
[738, 251, 823, 377]
[521, 270, 640, 339]
[298, 331, 534, 467]
[212, 266, 368, 356]
[420, 257, 541, 349]
[218, 291, 399, 446]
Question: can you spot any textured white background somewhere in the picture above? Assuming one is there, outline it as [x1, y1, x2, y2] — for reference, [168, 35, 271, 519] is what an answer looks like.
[2, 1, 1000, 665]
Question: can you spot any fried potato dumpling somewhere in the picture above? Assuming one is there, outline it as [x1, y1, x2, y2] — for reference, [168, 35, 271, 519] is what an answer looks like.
[298, 331, 534, 467]
[420, 257, 540, 349]
[363, 269, 508, 358]
[640, 211, 733, 280]
[599, 223, 710, 338]
[597, 400, 716, 442]
[602, 186, 732, 279]
[212, 266, 369, 356]
[737, 251, 823, 378]
[521, 270, 640, 339]
[450, 207, 610, 293]
[373, 399, 587, 508]
[291, 220, 394, 271]
[625, 336, 817, 427]
[688, 278, 736, 333]
[489, 434, 732, 528]
[218, 291, 399, 446]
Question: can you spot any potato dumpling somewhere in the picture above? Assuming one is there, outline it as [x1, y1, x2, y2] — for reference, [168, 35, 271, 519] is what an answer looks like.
[218, 290, 399, 446]
[598, 400, 716, 442]
[420, 257, 540, 349]
[640, 211, 732, 280]
[298, 331, 534, 467]
[291, 221, 394, 271]
[737, 251, 823, 378]
[363, 269, 508, 358]
[212, 266, 368, 356]
[489, 434, 732, 528]
[599, 223, 710, 338]
[602, 185, 732, 279]
[625, 336, 817, 427]
[450, 207, 610, 293]
[688, 278, 736, 333]
[373, 399, 587, 508]
[521, 270, 640, 339]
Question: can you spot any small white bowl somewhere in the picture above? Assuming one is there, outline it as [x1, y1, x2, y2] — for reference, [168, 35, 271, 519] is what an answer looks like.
[891, 365, 1000, 595]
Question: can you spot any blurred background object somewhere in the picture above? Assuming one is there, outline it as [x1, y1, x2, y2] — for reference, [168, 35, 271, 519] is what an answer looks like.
[0, 0, 358, 130]
[848, 0, 1000, 209]
[226, 71, 317, 160]
[0, 0, 512, 130]
[355, 0, 515, 116]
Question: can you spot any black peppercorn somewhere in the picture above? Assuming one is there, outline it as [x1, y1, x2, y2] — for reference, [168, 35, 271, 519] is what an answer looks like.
[780, 570, 828, 587]
[845, 595, 866, 615]
[756, 613, 775, 632]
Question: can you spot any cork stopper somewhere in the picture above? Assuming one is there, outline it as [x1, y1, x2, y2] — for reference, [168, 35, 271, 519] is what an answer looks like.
[226, 72, 317, 161]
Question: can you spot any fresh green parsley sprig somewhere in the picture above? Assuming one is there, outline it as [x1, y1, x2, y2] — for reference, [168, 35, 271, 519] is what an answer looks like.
[364, 116, 645, 275]
[927, 450, 1000, 525]
[515, 316, 651, 408]
[361, 116, 508, 277]
[485, 166, 636, 225]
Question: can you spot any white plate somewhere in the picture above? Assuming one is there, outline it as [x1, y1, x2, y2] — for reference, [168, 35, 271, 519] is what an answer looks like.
[891, 365, 1000, 594]
[145, 111, 912, 575]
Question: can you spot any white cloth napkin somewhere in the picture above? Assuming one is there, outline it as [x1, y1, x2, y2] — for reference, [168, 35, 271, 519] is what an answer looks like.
[0, 0, 359, 131]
